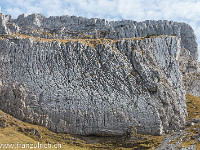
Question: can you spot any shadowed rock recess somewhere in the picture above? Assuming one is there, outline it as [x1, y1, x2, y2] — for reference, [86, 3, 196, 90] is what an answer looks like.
[0, 10, 199, 136]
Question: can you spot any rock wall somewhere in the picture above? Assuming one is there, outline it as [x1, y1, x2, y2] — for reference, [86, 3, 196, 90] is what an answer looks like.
[0, 11, 9, 35]
[0, 35, 187, 135]
[0, 11, 199, 136]
[183, 71, 200, 98]
[1, 13, 199, 73]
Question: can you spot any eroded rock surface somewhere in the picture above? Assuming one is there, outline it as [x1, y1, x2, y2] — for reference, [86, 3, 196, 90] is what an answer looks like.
[0, 10, 199, 136]
[0, 35, 187, 136]
[0, 11, 9, 35]
[183, 72, 200, 98]
[0, 12, 198, 73]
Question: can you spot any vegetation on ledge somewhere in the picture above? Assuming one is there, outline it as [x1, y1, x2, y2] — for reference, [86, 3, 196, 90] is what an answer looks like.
[0, 32, 175, 49]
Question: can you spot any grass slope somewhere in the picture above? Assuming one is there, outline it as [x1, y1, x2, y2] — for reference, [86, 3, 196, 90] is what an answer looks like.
[170, 94, 200, 149]
[0, 93, 200, 149]
[0, 107, 164, 150]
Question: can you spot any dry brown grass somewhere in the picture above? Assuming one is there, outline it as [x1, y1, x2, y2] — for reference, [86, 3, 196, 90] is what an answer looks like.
[0, 33, 170, 49]
[170, 94, 200, 149]
[0, 107, 166, 150]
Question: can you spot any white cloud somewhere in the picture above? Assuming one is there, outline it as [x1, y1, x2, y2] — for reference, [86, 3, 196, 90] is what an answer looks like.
[0, 0, 200, 60]
[5, 7, 23, 16]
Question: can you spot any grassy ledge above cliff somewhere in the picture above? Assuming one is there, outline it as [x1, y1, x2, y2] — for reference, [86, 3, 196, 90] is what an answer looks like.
[0, 32, 176, 48]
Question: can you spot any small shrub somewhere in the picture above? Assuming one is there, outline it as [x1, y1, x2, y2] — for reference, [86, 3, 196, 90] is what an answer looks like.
[145, 33, 150, 38]
[93, 34, 97, 39]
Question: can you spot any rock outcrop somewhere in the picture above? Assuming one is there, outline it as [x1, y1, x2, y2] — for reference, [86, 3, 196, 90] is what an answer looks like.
[183, 71, 200, 98]
[0, 10, 199, 136]
[0, 9, 9, 35]
[3, 13, 198, 73]
[0, 35, 187, 136]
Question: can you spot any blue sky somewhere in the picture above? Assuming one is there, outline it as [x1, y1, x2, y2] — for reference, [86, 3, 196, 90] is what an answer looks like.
[0, 0, 200, 61]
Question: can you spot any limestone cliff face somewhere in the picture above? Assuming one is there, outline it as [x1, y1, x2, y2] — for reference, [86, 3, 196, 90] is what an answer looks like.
[3, 13, 198, 73]
[0, 12, 9, 35]
[0, 35, 187, 135]
[0, 11, 198, 136]
[183, 70, 200, 98]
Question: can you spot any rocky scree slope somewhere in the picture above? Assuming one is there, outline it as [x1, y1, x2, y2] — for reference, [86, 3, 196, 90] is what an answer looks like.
[0, 10, 198, 136]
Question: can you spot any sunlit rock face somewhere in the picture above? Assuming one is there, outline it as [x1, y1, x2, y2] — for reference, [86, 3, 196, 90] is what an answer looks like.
[0, 10, 199, 136]
[0, 11, 9, 35]
[11, 14, 199, 73]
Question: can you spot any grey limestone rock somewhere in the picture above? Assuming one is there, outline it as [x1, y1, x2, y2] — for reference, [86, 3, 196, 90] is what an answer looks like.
[0, 11, 9, 35]
[2, 14, 198, 73]
[0, 35, 187, 136]
[183, 72, 200, 97]
[0, 11, 199, 136]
